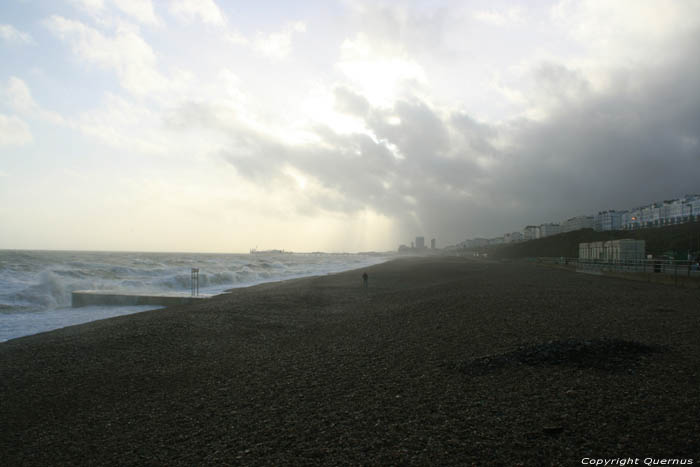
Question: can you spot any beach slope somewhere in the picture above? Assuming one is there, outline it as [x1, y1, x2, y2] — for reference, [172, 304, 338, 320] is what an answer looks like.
[1, 257, 698, 465]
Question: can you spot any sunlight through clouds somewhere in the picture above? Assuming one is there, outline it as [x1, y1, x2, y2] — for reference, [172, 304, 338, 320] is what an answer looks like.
[1, 0, 699, 252]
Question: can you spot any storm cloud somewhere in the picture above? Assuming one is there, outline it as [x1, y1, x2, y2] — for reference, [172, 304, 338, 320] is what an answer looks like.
[4, 0, 699, 252]
[167, 26, 699, 244]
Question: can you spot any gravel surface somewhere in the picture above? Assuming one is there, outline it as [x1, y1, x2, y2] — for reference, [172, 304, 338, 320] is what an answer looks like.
[1, 257, 699, 465]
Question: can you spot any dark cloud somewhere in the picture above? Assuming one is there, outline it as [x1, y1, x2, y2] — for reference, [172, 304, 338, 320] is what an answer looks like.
[166, 31, 700, 246]
[487, 54, 700, 233]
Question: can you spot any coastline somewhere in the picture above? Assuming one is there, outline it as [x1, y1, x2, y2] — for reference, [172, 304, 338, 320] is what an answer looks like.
[0, 253, 390, 343]
[1, 257, 698, 465]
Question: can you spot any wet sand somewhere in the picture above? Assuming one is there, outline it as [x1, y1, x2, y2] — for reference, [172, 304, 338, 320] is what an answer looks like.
[1, 257, 698, 465]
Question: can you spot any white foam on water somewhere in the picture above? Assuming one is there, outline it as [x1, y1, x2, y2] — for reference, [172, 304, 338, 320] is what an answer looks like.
[0, 250, 389, 342]
[0, 305, 163, 342]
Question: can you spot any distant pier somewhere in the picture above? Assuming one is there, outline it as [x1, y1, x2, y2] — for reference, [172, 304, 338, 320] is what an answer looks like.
[71, 290, 213, 308]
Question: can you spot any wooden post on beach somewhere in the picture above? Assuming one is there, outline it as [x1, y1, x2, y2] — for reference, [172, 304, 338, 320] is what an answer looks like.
[191, 268, 199, 296]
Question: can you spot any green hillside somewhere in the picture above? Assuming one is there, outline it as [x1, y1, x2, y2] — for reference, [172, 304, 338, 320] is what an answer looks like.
[485, 222, 700, 260]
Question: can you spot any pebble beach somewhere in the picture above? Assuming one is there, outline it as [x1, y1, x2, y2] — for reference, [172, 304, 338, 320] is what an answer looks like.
[1, 257, 698, 465]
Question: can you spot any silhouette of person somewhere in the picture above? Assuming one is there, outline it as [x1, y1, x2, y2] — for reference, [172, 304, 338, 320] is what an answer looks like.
[362, 272, 368, 289]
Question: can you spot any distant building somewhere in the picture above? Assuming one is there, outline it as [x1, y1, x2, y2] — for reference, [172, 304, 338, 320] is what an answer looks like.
[415, 236, 425, 249]
[430, 238, 436, 249]
[622, 208, 642, 230]
[562, 216, 594, 232]
[666, 194, 700, 224]
[687, 195, 700, 220]
[641, 204, 661, 228]
[617, 195, 700, 230]
[460, 237, 489, 248]
[471, 237, 489, 248]
[488, 237, 504, 245]
[523, 225, 539, 241]
[685, 195, 699, 217]
[594, 210, 623, 231]
[504, 231, 524, 243]
[579, 239, 645, 262]
[539, 223, 561, 238]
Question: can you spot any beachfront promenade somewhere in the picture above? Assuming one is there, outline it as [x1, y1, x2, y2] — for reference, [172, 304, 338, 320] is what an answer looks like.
[1, 257, 698, 465]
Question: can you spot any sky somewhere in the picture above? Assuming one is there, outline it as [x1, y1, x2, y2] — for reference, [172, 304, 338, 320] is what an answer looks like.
[1, 0, 699, 253]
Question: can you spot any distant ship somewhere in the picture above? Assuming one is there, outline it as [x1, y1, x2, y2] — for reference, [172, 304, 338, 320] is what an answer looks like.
[249, 248, 290, 255]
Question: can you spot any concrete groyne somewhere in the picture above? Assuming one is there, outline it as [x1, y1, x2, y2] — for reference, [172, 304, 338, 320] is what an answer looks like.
[72, 290, 212, 308]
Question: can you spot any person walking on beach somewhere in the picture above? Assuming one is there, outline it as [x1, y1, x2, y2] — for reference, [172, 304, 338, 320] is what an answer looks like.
[362, 272, 368, 289]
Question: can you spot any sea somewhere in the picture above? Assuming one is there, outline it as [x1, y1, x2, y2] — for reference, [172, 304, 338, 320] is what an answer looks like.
[0, 250, 388, 342]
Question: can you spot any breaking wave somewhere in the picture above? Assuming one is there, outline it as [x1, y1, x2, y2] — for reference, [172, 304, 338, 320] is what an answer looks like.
[0, 250, 388, 341]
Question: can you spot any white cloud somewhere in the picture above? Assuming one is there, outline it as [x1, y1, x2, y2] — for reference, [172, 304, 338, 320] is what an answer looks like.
[76, 92, 168, 154]
[68, 0, 159, 25]
[4, 77, 36, 114]
[169, 0, 225, 25]
[254, 21, 306, 59]
[3, 77, 66, 125]
[225, 22, 307, 59]
[473, 8, 524, 27]
[45, 15, 166, 95]
[0, 24, 34, 44]
[225, 31, 248, 45]
[112, 0, 159, 25]
[0, 114, 32, 146]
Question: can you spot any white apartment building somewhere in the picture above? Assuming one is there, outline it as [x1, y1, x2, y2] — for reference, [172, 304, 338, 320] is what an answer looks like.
[621, 195, 700, 229]
[687, 195, 700, 219]
[663, 199, 682, 224]
[539, 223, 562, 238]
[562, 216, 594, 232]
[594, 210, 623, 231]
[504, 231, 524, 243]
[622, 208, 643, 230]
[678, 195, 700, 223]
[523, 225, 539, 241]
[504, 194, 698, 242]
[641, 204, 661, 227]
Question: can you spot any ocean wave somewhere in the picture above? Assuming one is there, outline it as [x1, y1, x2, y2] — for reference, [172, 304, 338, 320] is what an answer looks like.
[0, 251, 389, 313]
[11, 270, 82, 309]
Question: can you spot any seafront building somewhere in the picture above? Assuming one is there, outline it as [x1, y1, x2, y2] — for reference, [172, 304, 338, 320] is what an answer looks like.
[622, 209, 642, 230]
[562, 216, 594, 232]
[594, 210, 623, 231]
[398, 235, 438, 252]
[504, 231, 524, 243]
[523, 225, 539, 241]
[539, 223, 561, 238]
[453, 193, 700, 251]
[579, 239, 645, 262]
[619, 195, 700, 229]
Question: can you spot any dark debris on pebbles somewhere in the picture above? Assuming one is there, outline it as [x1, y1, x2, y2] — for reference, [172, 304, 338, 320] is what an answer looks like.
[458, 338, 662, 376]
[1, 257, 700, 466]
